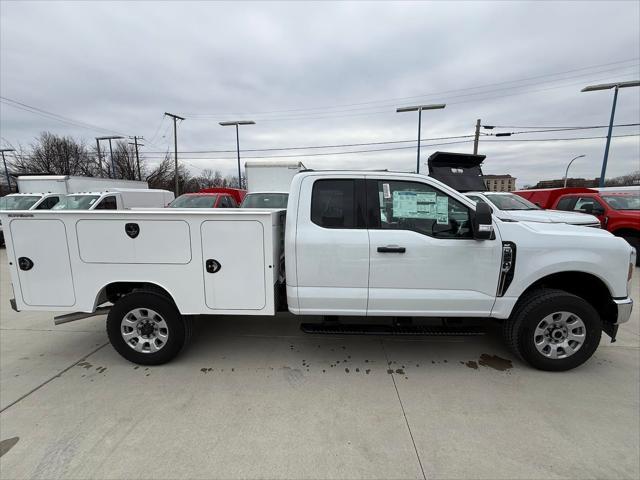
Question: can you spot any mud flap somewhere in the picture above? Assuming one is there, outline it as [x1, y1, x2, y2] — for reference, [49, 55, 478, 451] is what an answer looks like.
[603, 323, 619, 343]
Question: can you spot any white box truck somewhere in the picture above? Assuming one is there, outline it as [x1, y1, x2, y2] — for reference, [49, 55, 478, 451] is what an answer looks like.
[16, 175, 148, 194]
[1, 170, 635, 371]
[241, 161, 304, 208]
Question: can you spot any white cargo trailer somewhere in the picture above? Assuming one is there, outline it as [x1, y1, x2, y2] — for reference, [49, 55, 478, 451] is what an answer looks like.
[16, 175, 148, 194]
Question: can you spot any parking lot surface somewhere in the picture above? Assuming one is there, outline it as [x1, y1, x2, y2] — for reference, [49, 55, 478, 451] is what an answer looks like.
[1, 248, 639, 480]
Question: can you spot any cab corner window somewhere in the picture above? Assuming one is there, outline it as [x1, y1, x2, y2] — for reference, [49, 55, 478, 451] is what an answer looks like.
[311, 179, 356, 229]
[376, 180, 472, 239]
[95, 196, 117, 210]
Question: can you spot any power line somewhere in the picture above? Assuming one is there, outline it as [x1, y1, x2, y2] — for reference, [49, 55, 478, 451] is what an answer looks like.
[0, 96, 127, 136]
[139, 124, 640, 155]
[182, 57, 639, 117]
[137, 133, 640, 162]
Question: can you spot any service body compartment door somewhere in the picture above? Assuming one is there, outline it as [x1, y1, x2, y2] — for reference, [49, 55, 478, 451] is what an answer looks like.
[201, 220, 266, 310]
[10, 219, 75, 307]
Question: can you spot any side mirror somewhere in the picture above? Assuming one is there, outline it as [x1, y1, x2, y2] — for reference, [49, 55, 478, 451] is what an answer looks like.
[581, 204, 594, 214]
[473, 201, 493, 240]
[593, 206, 605, 216]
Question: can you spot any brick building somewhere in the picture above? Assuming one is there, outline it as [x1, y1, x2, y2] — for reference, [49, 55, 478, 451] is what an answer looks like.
[483, 174, 516, 192]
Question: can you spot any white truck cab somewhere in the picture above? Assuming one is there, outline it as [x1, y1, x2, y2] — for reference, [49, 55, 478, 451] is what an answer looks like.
[1, 171, 634, 371]
[465, 192, 601, 227]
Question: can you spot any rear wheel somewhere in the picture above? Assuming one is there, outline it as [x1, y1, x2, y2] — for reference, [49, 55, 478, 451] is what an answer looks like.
[503, 289, 602, 371]
[107, 291, 187, 365]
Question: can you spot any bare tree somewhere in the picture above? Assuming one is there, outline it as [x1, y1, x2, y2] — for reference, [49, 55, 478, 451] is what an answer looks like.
[9, 132, 98, 177]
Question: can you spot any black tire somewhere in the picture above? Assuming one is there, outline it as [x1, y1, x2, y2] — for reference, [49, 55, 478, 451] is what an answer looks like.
[502, 289, 602, 371]
[107, 290, 187, 365]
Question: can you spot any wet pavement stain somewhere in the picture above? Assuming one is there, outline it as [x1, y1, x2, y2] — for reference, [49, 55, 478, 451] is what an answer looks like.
[478, 354, 513, 371]
[465, 361, 479, 370]
[0, 437, 19, 457]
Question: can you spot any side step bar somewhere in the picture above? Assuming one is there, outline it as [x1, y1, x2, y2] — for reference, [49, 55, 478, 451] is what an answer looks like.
[300, 323, 485, 336]
[54, 306, 111, 326]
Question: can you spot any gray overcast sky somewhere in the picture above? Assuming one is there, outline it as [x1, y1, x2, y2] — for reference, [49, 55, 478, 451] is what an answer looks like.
[1, 0, 639, 186]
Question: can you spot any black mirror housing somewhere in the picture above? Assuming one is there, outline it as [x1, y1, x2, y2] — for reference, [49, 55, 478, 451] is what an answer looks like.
[473, 201, 493, 240]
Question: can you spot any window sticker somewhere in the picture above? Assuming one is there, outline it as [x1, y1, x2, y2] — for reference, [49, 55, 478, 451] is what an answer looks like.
[436, 196, 449, 224]
[383, 183, 391, 199]
[393, 191, 417, 217]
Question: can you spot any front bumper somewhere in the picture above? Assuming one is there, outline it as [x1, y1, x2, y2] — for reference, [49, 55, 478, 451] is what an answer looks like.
[613, 297, 633, 325]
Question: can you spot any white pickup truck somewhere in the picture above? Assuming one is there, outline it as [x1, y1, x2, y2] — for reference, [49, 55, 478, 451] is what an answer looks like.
[1, 171, 635, 371]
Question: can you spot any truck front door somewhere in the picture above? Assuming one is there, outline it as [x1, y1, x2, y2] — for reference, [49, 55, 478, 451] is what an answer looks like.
[294, 175, 369, 315]
[366, 178, 501, 317]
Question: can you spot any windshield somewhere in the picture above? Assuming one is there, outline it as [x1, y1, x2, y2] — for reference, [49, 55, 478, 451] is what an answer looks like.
[0, 195, 42, 210]
[485, 193, 540, 211]
[602, 194, 640, 211]
[169, 194, 217, 208]
[241, 193, 288, 208]
[53, 195, 100, 210]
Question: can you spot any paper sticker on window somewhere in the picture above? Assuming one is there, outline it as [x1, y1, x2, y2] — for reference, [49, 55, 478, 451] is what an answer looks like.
[436, 196, 448, 224]
[383, 183, 391, 199]
[417, 192, 436, 204]
[393, 191, 417, 217]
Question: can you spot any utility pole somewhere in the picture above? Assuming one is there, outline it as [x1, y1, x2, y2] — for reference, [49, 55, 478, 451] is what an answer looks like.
[129, 136, 143, 181]
[165, 113, 185, 195]
[96, 136, 124, 178]
[473, 119, 481, 155]
[0, 148, 15, 193]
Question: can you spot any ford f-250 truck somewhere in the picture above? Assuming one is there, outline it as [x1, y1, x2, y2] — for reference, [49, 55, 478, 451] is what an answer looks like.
[1, 171, 635, 371]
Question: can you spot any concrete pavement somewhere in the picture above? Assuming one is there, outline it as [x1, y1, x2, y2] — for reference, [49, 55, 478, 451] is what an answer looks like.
[1, 248, 638, 479]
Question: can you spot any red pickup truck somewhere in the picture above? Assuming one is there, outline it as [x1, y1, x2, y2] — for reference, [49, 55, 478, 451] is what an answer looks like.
[515, 188, 640, 264]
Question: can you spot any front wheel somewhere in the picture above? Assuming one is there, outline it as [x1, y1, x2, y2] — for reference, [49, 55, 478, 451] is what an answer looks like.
[107, 291, 187, 365]
[503, 289, 602, 371]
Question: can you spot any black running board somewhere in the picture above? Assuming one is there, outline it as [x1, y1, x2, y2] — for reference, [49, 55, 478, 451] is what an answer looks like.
[300, 323, 486, 336]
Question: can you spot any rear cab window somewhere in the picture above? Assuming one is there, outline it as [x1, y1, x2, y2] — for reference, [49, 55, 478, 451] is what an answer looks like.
[311, 179, 364, 229]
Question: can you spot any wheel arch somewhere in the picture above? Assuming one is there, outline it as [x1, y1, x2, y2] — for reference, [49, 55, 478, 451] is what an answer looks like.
[94, 281, 178, 310]
[517, 271, 617, 325]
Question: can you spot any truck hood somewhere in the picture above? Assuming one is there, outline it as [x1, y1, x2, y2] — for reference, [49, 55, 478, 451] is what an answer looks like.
[496, 209, 600, 225]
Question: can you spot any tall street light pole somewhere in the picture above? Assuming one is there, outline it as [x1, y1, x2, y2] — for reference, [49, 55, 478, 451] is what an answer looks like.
[0, 148, 15, 192]
[396, 104, 446, 174]
[581, 80, 639, 187]
[96, 136, 124, 178]
[563, 154, 586, 188]
[164, 113, 185, 196]
[219, 120, 255, 188]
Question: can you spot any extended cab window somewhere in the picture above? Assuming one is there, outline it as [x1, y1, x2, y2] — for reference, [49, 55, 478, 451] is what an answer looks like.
[311, 179, 357, 228]
[95, 196, 117, 210]
[376, 180, 472, 239]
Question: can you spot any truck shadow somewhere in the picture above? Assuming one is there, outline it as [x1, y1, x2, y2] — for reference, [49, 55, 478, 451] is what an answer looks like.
[183, 313, 519, 374]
